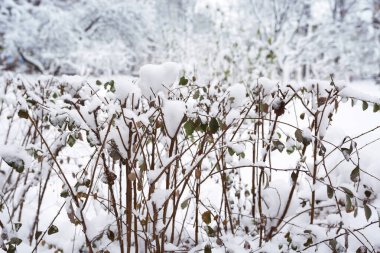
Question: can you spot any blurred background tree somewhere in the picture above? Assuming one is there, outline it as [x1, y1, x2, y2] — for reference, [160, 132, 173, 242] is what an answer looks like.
[0, 0, 378, 82]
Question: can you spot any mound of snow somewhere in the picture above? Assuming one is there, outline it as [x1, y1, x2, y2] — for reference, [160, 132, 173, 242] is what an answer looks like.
[226, 83, 247, 108]
[138, 62, 181, 98]
[162, 99, 186, 138]
[113, 76, 141, 101]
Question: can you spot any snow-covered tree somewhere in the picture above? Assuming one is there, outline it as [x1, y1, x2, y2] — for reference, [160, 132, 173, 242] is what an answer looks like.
[0, 0, 378, 81]
[0, 0, 158, 75]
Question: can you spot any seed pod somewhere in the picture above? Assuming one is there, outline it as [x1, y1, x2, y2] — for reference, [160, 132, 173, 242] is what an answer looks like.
[128, 172, 137, 181]
[195, 169, 201, 179]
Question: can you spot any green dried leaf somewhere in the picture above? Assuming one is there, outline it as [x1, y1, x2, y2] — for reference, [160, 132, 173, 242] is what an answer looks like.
[356, 246, 367, 253]
[351, 98, 356, 107]
[193, 90, 200, 99]
[350, 166, 360, 182]
[341, 187, 354, 198]
[195, 117, 207, 132]
[205, 226, 215, 237]
[354, 206, 358, 218]
[329, 239, 337, 251]
[362, 101, 368, 111]
[18, 109, 29, 119]
[208, 117, 219, 134]
[327, 185, 334, 199]
[9, 237, 22, 246]
[364, 204, 372, 221]
[341, 148, 351, 161]
[60, 190, 69, 198]
[291, 171, 297, 184]
[303, 237, 313, 247]
[184, 120, 195, 136]
[3, 156, 25, 173]
[259, 103, 269, 113]
[319, 143, 326, 156]
[204, 244, 212, 253]
[179, 76, 188, 86]
[345, 194, 353, 213]
[364, 190, 372, 198]
[286, 146, 295, 154]
[272, 140, 285, 152]
[228, 147, 235, 156]
[374, 103, 380, 113]
[294, 129, 303, 143]
[202, 211, 212, 224]
[48, 225, 59, 235]
[7, 244, 16, 253]
[181, 199, 190, 209]
[14, 223, 22, 232]
[67, 135, 76, 147]
[107, 229, 115, 242]
[104, 80, 115, 93]
[273, 100, 285, 116]
[35, 231, 42, 240]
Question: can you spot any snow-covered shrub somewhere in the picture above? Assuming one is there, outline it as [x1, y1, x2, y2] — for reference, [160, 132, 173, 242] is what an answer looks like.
[1, 67, 380, 252]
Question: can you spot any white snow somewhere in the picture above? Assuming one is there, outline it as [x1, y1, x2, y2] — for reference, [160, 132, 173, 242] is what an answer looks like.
[301, 127, 313, 142]
[226, 83, 247, 108]
[150, 189, 172, 208]
[226, 109, 240, 125]
[138, 62, 181, 98]
[162, 99, 186, 138]
[113, 76, 141, 101]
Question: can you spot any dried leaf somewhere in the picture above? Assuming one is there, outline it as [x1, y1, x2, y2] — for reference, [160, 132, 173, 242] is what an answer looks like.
[362, 101, 368, 111]
[350, 166, 360, 182]
[48, 225, 59, 235]
[364, 204, 372, 221]
[202, 211, 212, 224]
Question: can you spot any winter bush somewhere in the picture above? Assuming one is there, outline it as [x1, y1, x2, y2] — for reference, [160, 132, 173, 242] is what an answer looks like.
[0, 65, 380, 252]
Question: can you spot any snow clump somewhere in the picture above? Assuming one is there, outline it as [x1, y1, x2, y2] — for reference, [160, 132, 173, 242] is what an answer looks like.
[162, 99, 186, 138]
[138, 62, 181, 98]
